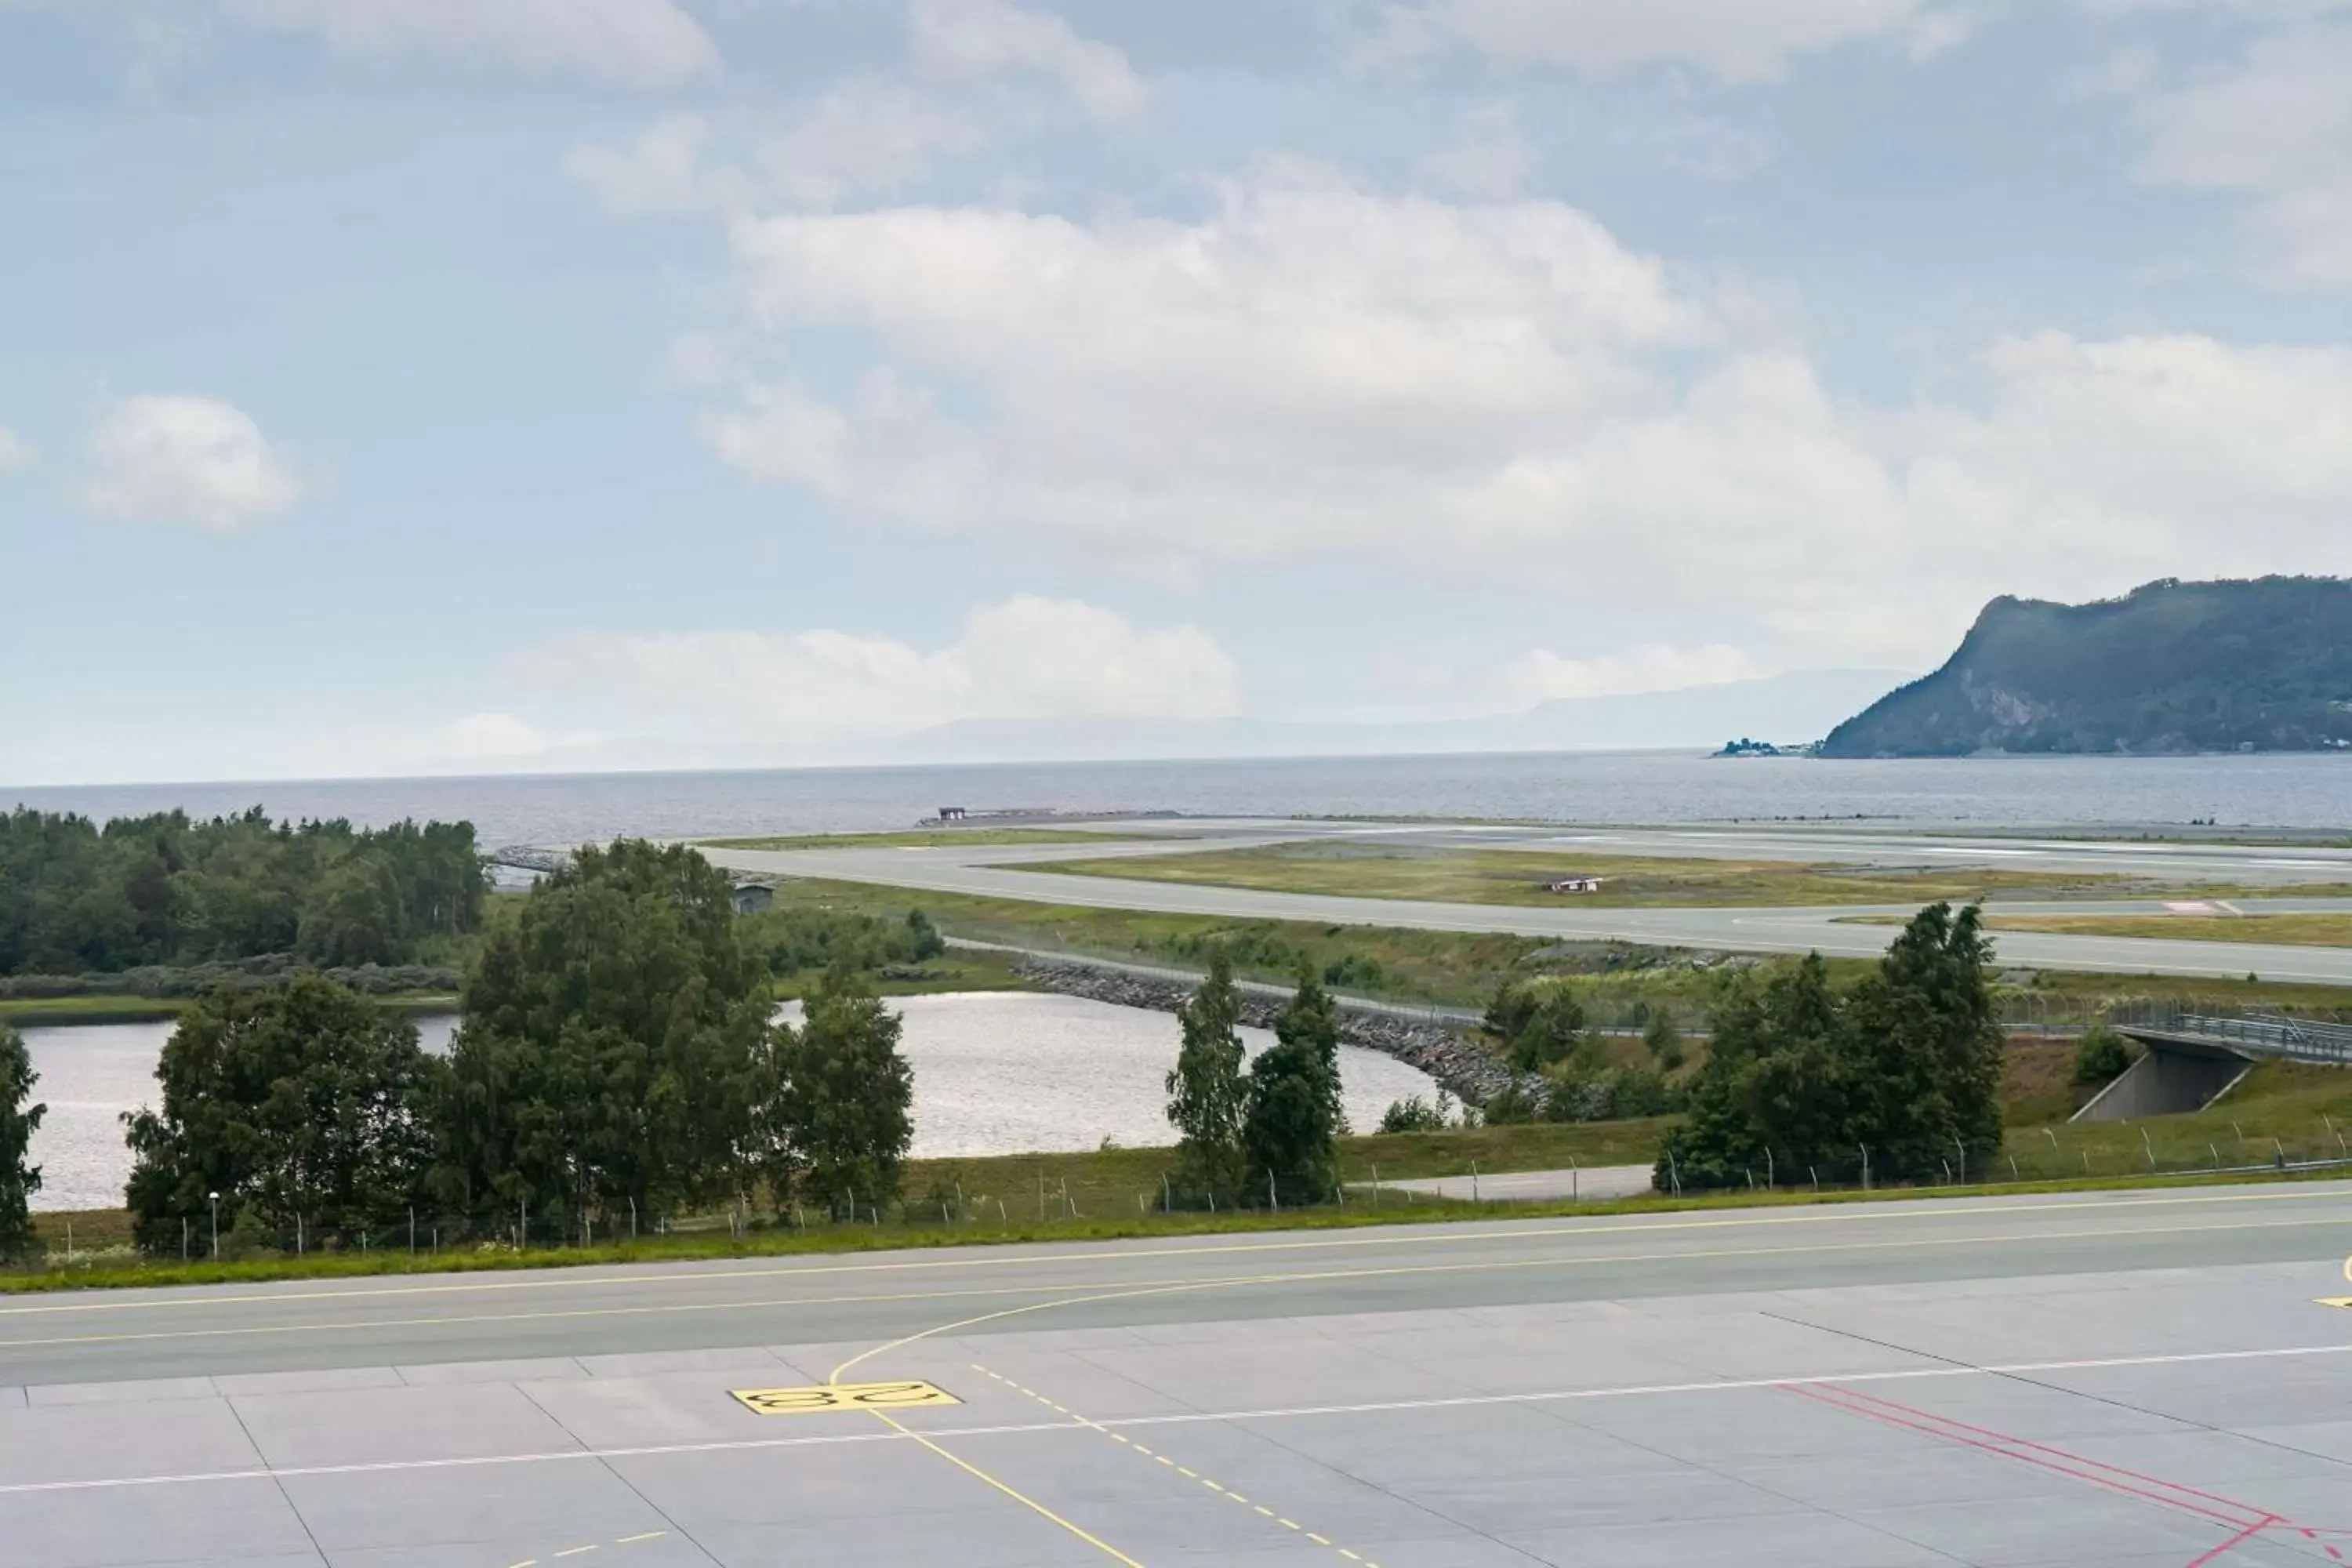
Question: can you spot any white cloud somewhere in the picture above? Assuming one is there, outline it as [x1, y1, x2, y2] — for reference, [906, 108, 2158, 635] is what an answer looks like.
[510, 596, 1240, 745]
[1362, 0, 1941, 83]
[1495, 644, 1766, 707]
[1417, 104, 1534, 198]
[912, 0, 1147, 121]
[691, 167, 2352, 668]
[79, 395, 306, 532]
[2137, 21, 2352, 285]
[0, 426, 33, 473]
[758, 78, 985, 207]
[568, 85, 982, 219]
[564, 114, 734, 217]
[221, 0, 715, 88]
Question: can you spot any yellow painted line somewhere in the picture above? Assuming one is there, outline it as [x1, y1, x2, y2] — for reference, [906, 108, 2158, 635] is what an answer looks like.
[554, 1548, 597, 1559]
[508, 1561, 538, 1567]
[6, 1211, 2345, 1362]
[1279, 1518, 1301, 1530]
[867, 1410, 1145, 1568]
[1339, 1552, 1361, 1563]
[2319, 1298, 2352, 1309]
[806, 1208, 2347, 1385]
[1177, 1466, 1197, 1478]
[615, 1534, 666, 1545]
[1308, 1533, 1331, 1545]
[6, 1183, 2336, 1319]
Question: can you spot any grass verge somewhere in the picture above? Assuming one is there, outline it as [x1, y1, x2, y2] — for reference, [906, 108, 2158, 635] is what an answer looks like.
[1029, 843, 2352, 909]
[2, 992, 459, 1027]
[15, 1157, 2344, 1298]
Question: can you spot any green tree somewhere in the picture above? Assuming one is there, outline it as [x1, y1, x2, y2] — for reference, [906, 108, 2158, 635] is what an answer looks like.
[771, 967, 914, 1218]
[906, 908, 946, 960]
[0, 1023, 43, 1261]
[1165, 952, 1249, 1200]
[122, 977, 437, 1251]
[1642, 1011, 1686, 1072]
[1505, 988, 1588, 1073]
[438, 840, 770, 1236]
[1243, 969, 1346, 1204]
[1659, 953, 1852, 1189]
[1847, 902, 2003, 1176]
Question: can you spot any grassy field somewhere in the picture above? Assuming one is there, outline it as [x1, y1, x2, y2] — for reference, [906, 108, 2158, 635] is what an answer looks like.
[702, 828, 1162, 851]
[765, 877, 2352, 1028]
[0, 992, 460, 1027]
[1025, 842, 2262, 908]
[1987, 913, 2352, 947]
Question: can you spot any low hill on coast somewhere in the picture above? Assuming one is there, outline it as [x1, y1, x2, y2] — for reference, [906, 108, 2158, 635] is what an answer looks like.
[1818, 576, 2352, 757]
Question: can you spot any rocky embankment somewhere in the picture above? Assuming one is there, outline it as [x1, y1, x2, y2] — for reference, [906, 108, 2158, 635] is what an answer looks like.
[1012, 956, 1538, 1108]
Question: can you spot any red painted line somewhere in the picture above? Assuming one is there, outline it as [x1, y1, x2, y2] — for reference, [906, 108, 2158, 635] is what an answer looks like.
[1787, 1385, 2252, 1530]
[2183, 1523, 2277, 1568]
[1826, 1383, 2276, 1520]
[2180, 1516, 2278, 1568]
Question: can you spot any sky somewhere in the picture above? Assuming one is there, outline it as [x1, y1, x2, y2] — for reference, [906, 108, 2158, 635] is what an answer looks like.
[4, 0, 2350, 786]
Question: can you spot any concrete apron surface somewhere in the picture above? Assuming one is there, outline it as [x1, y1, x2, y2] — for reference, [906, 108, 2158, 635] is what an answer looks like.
[2, 1182, 2350, 1566]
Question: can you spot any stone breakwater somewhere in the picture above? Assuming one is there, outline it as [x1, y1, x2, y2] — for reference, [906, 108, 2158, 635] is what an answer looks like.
[1011, 956, 1539, 1108]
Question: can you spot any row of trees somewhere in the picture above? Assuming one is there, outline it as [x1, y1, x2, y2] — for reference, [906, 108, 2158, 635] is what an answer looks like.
[0, 808, 488, 977]
[119, 842, 915, 1254]
[1658, 903, 2004, 1189]
[1163, 954, 1349, 1205]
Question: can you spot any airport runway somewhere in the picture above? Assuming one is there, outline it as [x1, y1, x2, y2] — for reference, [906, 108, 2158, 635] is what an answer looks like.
[703, 832, 2352, 985]
[4, 1184, 2350, 1565]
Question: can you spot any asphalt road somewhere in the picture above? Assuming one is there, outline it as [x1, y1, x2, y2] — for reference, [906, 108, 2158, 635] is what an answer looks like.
[5, 1184, 2350, 1566]
[703, 832, 2352, 985]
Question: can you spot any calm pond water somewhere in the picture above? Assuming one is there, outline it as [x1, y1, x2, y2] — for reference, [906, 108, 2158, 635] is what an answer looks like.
[20, 994, 1435, 1212]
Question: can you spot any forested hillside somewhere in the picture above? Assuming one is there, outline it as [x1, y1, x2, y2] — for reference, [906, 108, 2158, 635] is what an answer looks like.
[0, 808, 488, 976]
[1819, 577, 2352, 757]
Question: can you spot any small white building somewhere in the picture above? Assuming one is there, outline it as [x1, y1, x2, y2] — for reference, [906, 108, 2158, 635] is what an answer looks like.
[1546, 876, 1605, 895]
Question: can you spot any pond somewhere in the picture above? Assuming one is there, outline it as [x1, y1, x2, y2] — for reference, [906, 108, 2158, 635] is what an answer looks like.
[20, 993, 1437, 1210]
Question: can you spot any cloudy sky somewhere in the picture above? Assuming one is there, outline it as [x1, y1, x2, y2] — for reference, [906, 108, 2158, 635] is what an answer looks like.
[5, 0, 2350, 784]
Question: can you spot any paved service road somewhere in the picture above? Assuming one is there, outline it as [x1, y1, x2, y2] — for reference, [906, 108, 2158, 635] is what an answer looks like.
[3, 1184, 2350, 1566]
[703, 837, 2352, 985]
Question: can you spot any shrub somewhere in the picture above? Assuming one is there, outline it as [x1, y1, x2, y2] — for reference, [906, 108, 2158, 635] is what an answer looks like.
[2073, 1023, 2132, 1086]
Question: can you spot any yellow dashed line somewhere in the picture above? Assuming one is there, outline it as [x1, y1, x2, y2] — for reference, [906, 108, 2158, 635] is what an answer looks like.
[554, 1549, 597, 1559]
[976, 1365, 1378, 1568]
[615, 1534, 667, 1545]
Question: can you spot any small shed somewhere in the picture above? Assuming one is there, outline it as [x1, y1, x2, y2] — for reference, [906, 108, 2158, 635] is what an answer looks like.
[731, 881, 775, 915]
[1545, 876, 1605, 895]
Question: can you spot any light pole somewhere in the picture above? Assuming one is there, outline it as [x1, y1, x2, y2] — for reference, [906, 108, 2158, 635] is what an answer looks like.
[208, 1192, 220, 1259]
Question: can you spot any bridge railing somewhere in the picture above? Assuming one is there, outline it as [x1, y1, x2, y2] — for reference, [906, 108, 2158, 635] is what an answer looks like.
[2165, 1012, 2352, 1066]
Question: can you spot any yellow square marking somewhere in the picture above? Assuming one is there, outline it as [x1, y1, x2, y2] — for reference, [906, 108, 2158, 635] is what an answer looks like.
[730, 1381, 960, 1416]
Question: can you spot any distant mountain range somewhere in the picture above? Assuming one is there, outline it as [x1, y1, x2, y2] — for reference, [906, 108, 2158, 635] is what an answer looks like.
[1819, 577, 2352, 758]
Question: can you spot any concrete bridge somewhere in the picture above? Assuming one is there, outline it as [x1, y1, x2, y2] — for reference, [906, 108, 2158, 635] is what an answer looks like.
[2074, 1012, 2352, 1122]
